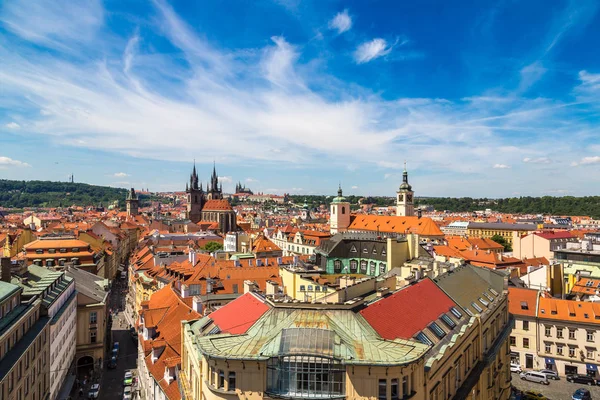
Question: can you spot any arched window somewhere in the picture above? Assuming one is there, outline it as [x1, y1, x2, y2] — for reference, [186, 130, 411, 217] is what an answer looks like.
[369, 261, 376, 275]
[349, 260, 358, 273]
[333, 260, 342, 273]
[360, 260, 368, 274]
[342, 206, 346, 214]
[379, 262, 386, 275]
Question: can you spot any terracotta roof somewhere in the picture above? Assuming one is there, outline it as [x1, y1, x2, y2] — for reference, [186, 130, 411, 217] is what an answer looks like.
[348, 215, 444, 237]
[537, 296, 600, 324]
[24, 238, 90, 249]
[252, 235, 281, 253]
[508, 287, 538, 317]
[360, 278, 458, 339]
[535, 231, 574, 240]
[571, 277, 600, 295]
[202, 199, 233, 211]
[208, 292, 270, 334]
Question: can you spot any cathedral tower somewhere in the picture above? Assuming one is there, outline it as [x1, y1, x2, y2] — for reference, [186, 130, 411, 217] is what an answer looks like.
[330, 185, 351, 234]
[207, 163, 223, 200]
[126, 187, 139, 217]
[396, 163, 415, 217]
[186, 162, 204, 223]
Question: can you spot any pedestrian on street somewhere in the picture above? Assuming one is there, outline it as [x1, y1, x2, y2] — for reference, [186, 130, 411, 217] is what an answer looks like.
[79, 388, 83, 397]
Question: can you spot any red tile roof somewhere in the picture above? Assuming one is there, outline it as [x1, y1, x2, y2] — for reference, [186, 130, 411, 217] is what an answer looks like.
[208, 292, 270, 334]
[348, 215, 444, 237]
[202, 199, 233, 211]
[535, 231, 574, 240]
[508, 287, 538, 317]
[360, 278, 457, 339]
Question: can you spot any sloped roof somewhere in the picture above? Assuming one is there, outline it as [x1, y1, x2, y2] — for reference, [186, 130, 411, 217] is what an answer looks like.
[537, 296, 600, 324]
[360, 278, 458, 339]
[348, 215, 443, 237]
[208, 292, 269, 334]
[507, 287, 538, 317]
[202, 200, 233, 211]
[535, 231, 574, 240]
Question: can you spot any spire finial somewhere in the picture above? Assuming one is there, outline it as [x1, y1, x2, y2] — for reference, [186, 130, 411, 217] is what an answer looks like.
[337, 182, 343, 197]
[404, 160, 407, 172]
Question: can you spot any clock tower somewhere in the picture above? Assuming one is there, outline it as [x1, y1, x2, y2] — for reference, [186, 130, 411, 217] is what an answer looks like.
[396, 163, 415, 217]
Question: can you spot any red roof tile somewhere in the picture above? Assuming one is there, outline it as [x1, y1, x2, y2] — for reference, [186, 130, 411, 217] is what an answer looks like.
[208, 292, 270, 334]
[360, 278, 457, 339]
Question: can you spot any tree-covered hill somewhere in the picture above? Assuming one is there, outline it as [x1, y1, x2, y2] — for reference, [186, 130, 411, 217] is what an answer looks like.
[0, 179, 128, 208]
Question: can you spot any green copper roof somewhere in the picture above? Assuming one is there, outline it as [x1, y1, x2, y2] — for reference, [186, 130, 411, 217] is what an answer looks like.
[0, 280, 20, 301]
[187, 308, 428, 365]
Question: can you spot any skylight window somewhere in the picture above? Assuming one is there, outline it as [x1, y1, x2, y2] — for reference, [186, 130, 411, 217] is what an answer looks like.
[450, 307, 463, 319]
[489, 288, 499, 296]
[429, 322, 446, 339]
[465, 308, 474, 317]
[416, 332, 433, 346]
[479, 297, 489, 307]
[441, 314, 456, 328]
[471, 302, 483, 313]
[520, 301, 529, 310]
[483, 292, 494, 302]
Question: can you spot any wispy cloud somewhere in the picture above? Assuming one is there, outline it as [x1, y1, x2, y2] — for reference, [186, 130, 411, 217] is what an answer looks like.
[493, 164, 510, 169]
[351, 185, 359, 189]
[523, 157, 551, 164]
[5, 122, 20, 129]
[218, 176, 232, 183]
[571, 156, 600, 167]
[113, 172, 129, 177]
[245, 178, 258, 183]
[328, 10, 352, 34]
[354, 38, 394, 64]
[519, 62, 547, 91]
[0, 156, 31, 168]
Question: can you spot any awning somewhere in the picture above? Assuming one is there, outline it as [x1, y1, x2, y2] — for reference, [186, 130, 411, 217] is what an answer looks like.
[545, 358, 556, 365]
[586, 364, 598, 371]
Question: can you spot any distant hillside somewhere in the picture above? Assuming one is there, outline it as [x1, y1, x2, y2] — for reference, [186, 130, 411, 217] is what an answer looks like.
[0, 179, 128, 208]
[290, 194, 600, 218]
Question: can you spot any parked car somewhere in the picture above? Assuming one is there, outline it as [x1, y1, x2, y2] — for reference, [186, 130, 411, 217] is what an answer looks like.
[573, 388, 592, 400]
[108, 356, 117, 369]
[123, 385, 132, 400]
[522, 390, 547, 400]
[519, 371, 550, 385]
[88, 384, 100, 399]
[538, 369, 559, 380]
[510, 363, 523, 373]
[123, 371, 133, 386]
[567, 374, 599, 386]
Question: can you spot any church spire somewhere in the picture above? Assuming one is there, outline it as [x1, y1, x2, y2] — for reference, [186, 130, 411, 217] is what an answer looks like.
[337, 182, 343, 198]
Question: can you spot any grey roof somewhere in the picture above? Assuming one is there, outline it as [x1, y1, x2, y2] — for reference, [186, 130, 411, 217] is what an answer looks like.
[20, 265, 73, 309]
[65, 267, 108, 304]
[467, 222, 537, 231]
[433, 264, 507, 316]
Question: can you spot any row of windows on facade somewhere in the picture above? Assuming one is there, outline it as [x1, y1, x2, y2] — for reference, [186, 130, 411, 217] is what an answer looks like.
[287, 244, 315, 254]
[207, 366, 236, 392]
[1, 310, 44, 361]
[298, 284, 328, 292]
[4, 370, 47, 400]
[32, 258, 81, 267]
[521, 320, 597, 341]
[3, 333, 48, 397]
[0, 295, 19, 319]
[34, 247, 87, 254]
[512, 335, 596, 359]
[333, 259, 387, 274]
[378, 375, 413, 400]
[349, 245, 387, 256]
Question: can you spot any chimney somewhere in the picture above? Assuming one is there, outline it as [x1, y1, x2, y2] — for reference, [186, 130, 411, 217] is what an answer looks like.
[377, 287, 390, 297]
[266, 280, 279, 295]
[189, 249, 197, 266]
[244, 280, 257, 293]
[192, 296, 202, 313]
[1, 257, 11, 283]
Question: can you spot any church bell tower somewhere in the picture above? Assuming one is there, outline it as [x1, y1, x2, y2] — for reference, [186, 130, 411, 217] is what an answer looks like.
[396, 163, 415, 217]
[126, 188, 139, 217]
[186, 162, 204, 223]
[330, 185, 351, 234]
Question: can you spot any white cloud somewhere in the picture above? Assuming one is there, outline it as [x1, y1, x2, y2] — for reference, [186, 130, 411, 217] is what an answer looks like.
[572, 156, 600, 166]
[0, 0, 598, 195]
[354, 38, 393, 64]
[0, 156, 31, 168]
[0, 0, 104, 49]
[519, 62, 547, 91]
[523, 157, 551, 164]
[328, 10, 352, 34]
[5, 122, 20, 129]
[493, 164, 510, 169]
[113, 172, 129, 177]
[351, 185, 359, 189]
[245, 178, 258, 183]
[218, 176, 232, 183]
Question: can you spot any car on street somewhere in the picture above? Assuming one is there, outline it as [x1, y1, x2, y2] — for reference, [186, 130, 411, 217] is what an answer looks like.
[522, 390, 547, 400]
[124, 371, 133, 386]
[519, 371, 550, 385]
[567, 374, 599, 386]
[538, 369, 559, 380]
[572, 388, 592, 400]
[511, 363, 523, 373]
[88, 384, 100, 399]
[123, 385, 132, 400]
[108, 356, 117, 369]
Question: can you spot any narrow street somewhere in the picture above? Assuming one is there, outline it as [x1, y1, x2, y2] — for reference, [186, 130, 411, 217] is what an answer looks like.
[100, 276, 139, 400]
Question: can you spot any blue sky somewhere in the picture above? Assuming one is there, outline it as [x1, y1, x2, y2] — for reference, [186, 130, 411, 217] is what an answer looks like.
[1, 0, 600, 197]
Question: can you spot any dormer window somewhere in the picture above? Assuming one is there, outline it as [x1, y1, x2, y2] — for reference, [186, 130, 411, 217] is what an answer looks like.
[35, 249, 44, 254]
[72, 248, 79, 253]
[60, 249, 67, 253]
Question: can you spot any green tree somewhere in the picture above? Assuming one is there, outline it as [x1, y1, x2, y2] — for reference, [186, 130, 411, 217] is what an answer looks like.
[490, 234, 512, 252]
[203, 241, 223, 252]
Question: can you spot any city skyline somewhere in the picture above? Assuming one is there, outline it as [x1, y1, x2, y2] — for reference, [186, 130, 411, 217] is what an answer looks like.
[2, 0, 600, 196]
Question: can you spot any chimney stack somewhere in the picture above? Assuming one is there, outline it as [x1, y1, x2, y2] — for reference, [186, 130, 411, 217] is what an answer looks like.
[1, 257, 11, 283]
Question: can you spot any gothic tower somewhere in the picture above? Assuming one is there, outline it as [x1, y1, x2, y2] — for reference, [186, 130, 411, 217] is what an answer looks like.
[396, 163, 415, 217]
[330, 185, 351, 234]
[207, 163, 223, 200]
[186, 162, 204, 223]
[126, 187, 139, 217]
